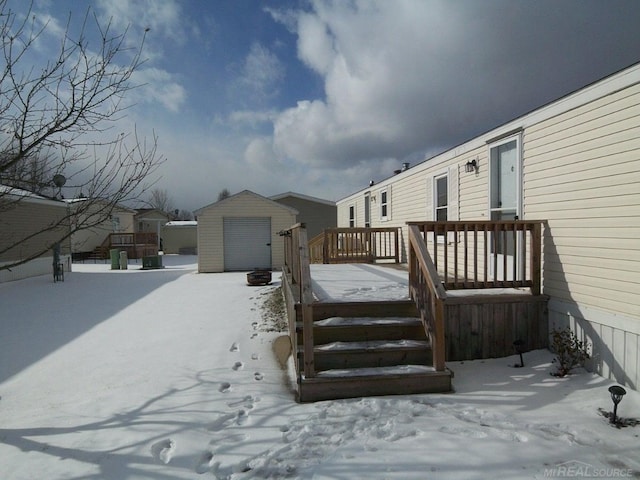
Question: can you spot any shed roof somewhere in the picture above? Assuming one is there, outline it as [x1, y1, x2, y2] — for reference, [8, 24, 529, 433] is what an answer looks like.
[269, 191, 336, 207]
[195, 189, 299, 215]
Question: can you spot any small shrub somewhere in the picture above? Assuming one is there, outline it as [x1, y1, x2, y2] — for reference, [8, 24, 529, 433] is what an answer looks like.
[550, 327, 590, 377]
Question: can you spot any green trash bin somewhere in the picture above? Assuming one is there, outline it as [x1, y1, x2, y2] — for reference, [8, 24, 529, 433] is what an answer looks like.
[110, 249, 121, 270]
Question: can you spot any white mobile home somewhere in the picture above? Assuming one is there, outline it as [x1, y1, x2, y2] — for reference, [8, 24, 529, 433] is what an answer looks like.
[0, 186, 71, 282]
[337, 62, 640, 388]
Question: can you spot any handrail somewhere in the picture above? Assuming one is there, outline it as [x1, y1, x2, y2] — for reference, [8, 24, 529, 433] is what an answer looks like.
[408, 220, 543, 295]
[319, 227, 400, 264]
[282, 223, 315, 378]
[308, 232, 324, 264]
[408, 225, 447, 371]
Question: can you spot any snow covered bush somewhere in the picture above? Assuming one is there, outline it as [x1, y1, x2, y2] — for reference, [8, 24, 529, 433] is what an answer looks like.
[550, 327, 590, 377]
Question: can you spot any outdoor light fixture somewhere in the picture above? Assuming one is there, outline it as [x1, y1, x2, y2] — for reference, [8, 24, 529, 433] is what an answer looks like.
[608, 385, 627, 424]
[465, 159, 478, 173]
[513, 339, 525, 368]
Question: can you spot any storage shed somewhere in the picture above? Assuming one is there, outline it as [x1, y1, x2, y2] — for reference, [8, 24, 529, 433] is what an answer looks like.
[196, 190, 298, 272]
[269, 191, 336, 240]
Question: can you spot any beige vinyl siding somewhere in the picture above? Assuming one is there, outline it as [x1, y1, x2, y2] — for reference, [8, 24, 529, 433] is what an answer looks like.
[524, 81, 640, 320]
[197, 191, 296, 273]
[70, 205, 135, 254]
[0, 200, 70, 263]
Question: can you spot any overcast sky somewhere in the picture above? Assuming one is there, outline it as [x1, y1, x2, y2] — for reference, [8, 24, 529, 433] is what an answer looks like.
[12, 0, 640, 211]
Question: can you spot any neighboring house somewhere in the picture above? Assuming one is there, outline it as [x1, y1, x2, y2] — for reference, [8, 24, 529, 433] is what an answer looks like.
[196, 190, 297, 272]
[270, 191, 336, 239]
[336, 62, 640, 388]
[135, 209, 169, 251]
[162, 221, 197, 255]
[0, 186, 71, 282]
[67, 198, 136, 259]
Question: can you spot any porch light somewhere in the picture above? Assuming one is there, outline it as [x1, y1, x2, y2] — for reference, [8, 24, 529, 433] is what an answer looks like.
[608, 385, 626, 424]
[465, 159, 478, 173]
[513, 339, 525, 368]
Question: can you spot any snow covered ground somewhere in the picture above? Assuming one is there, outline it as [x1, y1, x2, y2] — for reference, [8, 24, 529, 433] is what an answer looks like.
[1, 256, 639, 479]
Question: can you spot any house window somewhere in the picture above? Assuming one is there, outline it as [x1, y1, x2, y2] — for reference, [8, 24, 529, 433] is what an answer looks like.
[435, 174, 448, 221]
[380, 189, 389, 220]
[112, 216, 121, 232]
[349, 205, 355, 227]
[364, 193, 371, 227]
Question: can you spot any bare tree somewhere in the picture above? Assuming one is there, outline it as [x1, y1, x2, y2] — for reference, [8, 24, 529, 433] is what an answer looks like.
[0, 1, 163, 271]
[147, 188, 175, 215]
[217, 188, 231, 202]
[176, 209, 194, 221]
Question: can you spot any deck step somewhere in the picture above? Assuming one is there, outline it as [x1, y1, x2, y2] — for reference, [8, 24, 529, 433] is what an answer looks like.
[298, 339, 431, 371]
[297, 366, 452, 402]
[297, 316, 425, 343]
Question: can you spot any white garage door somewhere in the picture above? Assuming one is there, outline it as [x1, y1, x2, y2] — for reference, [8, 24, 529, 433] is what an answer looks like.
[223, 217, 272, 271]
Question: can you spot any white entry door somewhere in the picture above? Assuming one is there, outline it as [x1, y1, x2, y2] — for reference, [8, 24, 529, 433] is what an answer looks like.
[223, 217, 272, 271]
[489, 137, 521, 281]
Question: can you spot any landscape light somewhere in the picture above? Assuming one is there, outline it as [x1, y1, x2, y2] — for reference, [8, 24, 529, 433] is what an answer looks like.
[513, 339, 525, 368]
[608, 385, 626, 424]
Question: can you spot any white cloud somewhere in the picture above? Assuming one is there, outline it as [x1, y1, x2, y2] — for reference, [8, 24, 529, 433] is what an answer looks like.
[95, 0, 187, 45]
[235, 43, 285, 105]
[229, 110, 278, 128]
[270, 0, 640, 171]
[132, 67, 186, 112]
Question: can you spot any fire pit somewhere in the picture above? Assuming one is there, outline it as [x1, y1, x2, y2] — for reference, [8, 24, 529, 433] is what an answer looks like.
[246, 270, 272, 286]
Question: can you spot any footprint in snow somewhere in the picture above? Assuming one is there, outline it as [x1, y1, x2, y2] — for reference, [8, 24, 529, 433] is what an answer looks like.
[208, 413, 237, 431]
[254, 372, 263, 381]
[195, 451, 215, 474]
[230, 342, 239, 352]
[251, 353, 259, 360]
[219, 382, 232, 393]
[232, 361, 244, 371]
[151, 438, 175, 464]
[228, 395, 258, 408]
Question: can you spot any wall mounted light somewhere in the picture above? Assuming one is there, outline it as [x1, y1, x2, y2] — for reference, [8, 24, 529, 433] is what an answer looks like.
[465, 158, 479, 173]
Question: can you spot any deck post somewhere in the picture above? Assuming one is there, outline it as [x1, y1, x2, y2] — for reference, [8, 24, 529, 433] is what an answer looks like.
[298, 226, 315, 378]
[531, 222, 542, 295]
[433, 300, 446, 371]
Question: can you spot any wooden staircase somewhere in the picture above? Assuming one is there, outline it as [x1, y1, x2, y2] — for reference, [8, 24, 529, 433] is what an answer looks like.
[295, 300, 453, 402]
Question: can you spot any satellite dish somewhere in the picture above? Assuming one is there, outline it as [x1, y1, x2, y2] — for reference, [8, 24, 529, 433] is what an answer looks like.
[52, 174, 66, 188]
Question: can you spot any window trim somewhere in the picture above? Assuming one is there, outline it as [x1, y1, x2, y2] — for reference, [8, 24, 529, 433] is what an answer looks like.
[433, 172, 448, 222]
[348, 204, 355, 227]
[379, 187, 390, 221]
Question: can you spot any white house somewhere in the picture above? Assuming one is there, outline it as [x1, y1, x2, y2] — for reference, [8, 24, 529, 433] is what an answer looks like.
[336, 61, 640, 389]
[0, 186, 71, 282]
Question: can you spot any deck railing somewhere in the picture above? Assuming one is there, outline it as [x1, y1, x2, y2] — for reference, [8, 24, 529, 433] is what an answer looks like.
[282, 223, 315, 378]
[108, 232, 158, 259]
[408, 225, 447, 371]
[313, 227, 400, 264]
[408, 221, 543, 295]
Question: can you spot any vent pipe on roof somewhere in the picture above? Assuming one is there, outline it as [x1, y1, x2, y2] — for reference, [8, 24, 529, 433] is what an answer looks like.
[402, 162, 410, 171]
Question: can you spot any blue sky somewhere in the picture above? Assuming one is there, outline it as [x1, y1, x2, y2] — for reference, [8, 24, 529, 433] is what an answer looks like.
[10, 0, 640, 211]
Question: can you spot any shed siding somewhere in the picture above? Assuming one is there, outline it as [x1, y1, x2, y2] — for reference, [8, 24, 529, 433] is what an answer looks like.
[162, 225, 197, 254]
[197, 192, 296, 273]
[272, 196, 336, 239]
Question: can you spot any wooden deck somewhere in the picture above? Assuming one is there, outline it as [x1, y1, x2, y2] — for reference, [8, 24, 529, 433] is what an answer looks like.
[282, 222, 548, 403]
